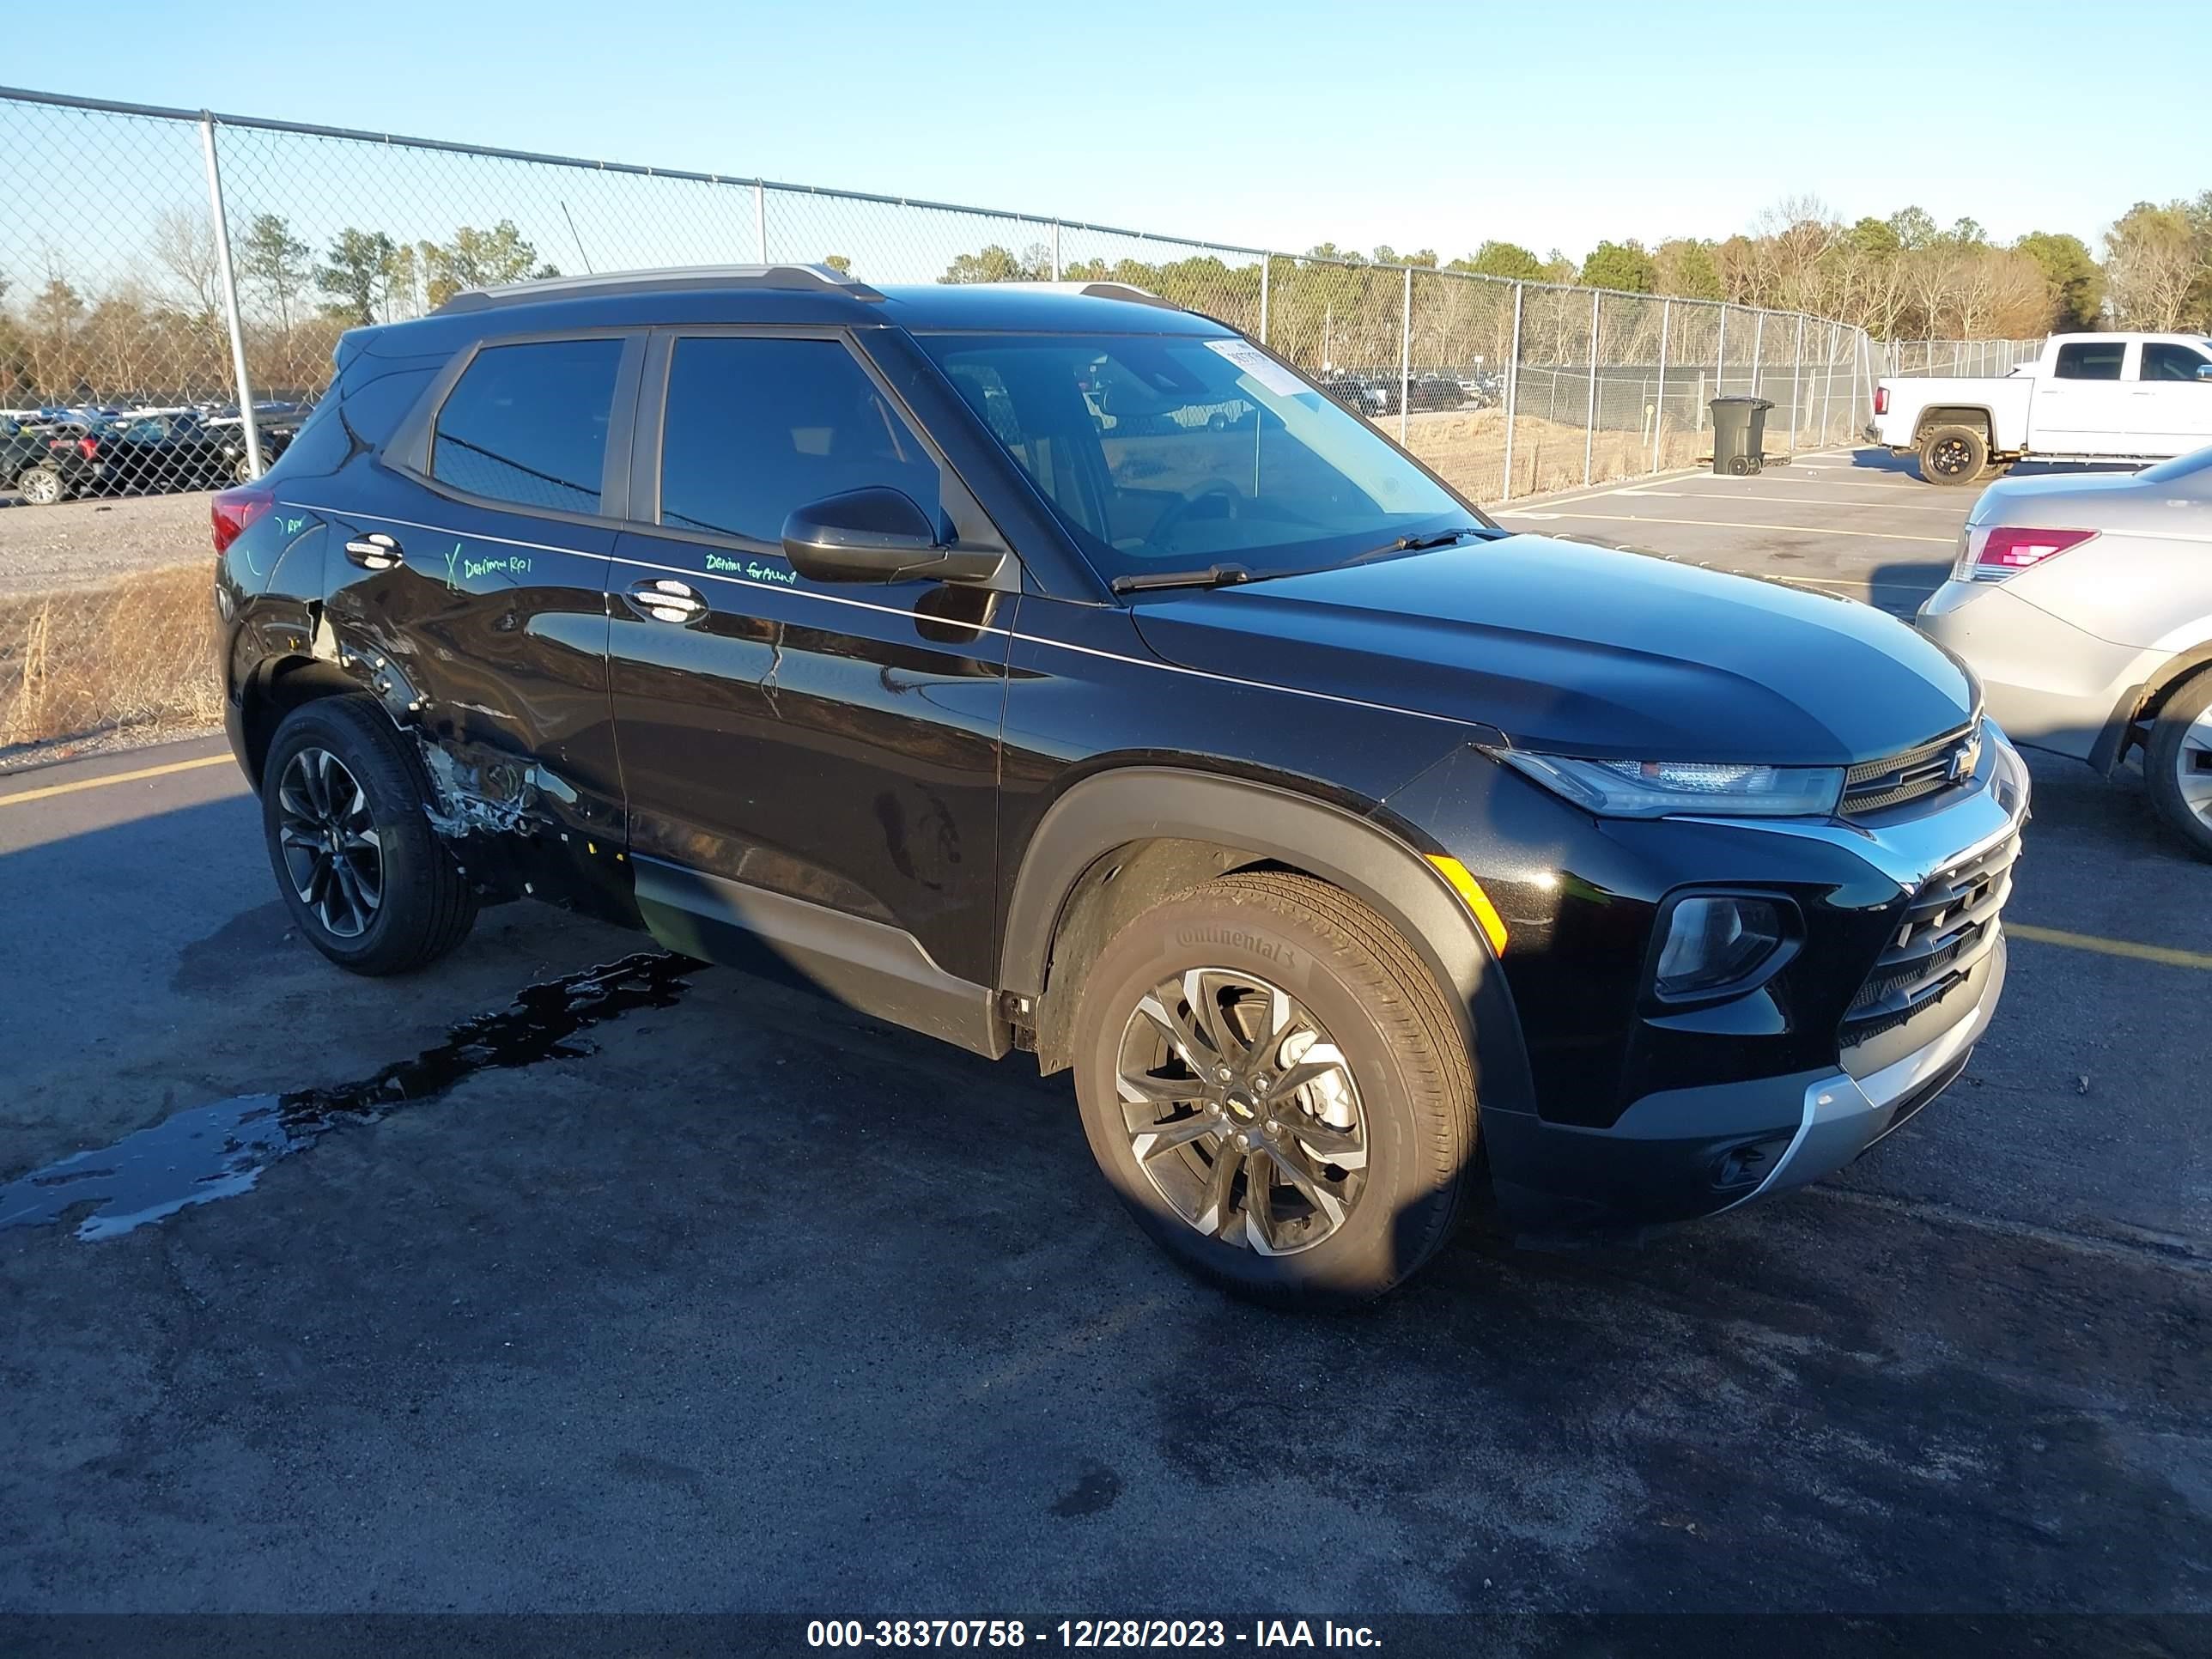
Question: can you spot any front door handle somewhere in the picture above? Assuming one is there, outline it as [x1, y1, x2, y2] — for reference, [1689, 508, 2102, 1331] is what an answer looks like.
[344, 532, 403, 570]
[624, 577, 708, 625]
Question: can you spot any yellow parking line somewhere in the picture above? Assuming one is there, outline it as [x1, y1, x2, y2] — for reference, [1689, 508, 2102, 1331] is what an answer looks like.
[0, 752, 233, 808]
[2009, 923, 2212, 971]
[1500, 510, 1952, 544]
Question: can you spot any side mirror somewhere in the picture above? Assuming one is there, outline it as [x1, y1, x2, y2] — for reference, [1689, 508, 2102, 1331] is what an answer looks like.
[780, 487, 1006, 585]
[2196, 362, 2212, 383]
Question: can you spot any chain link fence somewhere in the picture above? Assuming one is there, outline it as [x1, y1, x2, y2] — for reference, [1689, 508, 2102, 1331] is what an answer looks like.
[2, 84, 1936, 750]
[1883, 338, 2046, 377]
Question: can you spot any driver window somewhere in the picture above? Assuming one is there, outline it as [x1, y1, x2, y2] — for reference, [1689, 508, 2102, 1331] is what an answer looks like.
[2138, 343, 2211, 382]
[659, 337, 941, 545]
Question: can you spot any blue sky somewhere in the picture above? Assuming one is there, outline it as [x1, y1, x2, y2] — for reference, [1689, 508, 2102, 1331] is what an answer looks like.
[10, 0, 2208, 262]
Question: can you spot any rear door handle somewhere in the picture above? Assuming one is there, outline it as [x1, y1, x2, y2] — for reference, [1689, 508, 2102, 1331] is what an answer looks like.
[343, 532, 403, 570]
[624, 577, 708, 624]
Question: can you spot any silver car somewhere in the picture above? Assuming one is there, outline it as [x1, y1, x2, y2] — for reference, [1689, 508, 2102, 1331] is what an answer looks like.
[1917, 448, 2212, 857]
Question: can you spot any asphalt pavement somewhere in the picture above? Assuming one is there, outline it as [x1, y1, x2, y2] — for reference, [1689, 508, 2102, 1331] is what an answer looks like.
[3, 458, 2209, 1629]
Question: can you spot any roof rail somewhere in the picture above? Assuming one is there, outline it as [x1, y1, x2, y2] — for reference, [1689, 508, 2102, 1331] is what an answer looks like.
[987, 280, 1185, 312]
[434, 263, 885, 313]
[1075, 281, 1182, 310]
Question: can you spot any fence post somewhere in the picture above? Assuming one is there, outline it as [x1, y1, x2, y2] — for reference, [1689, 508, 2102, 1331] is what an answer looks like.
[1258, 253, 1270, 345]
[1715, 302, 1728, 401]
[1583, 288, 1600, 486]
[1501, 283, 1522, 501]
[1751, 310, 1765, 402]
[753, 181, 767, 261]
[1818, 322, 1836, 447]
[1790, 313, 1804, 458]
[1050, 221, 1061, 282]
[198, 112, 262, 478]
[1399, 264, 1412, 446]
[1650, 296, 1670, 474]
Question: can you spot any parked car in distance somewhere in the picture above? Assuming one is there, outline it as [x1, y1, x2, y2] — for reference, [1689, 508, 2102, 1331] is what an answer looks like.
[1316, 370, 1391, 417]
[1917, 445, 2212, 857]
[3, 416, 95, 504]
[1407, 371, 1464, 412]
[1868, 332, 2212, 484]
[72, 410, 293, 495]
[214, 264, 2028, 1304]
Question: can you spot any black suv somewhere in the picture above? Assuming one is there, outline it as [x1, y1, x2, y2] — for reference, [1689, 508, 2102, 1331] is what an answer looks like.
[213, 265, 2027, 1303]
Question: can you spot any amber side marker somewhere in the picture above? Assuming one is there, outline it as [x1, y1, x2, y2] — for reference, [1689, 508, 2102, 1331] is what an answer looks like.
[1426, 855, 1509, 956]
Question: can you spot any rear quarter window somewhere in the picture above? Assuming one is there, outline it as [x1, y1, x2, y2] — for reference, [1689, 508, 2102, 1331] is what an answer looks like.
[431, 338, 623, 514]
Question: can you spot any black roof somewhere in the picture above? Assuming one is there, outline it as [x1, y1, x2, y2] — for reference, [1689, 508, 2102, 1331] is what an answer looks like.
[421, 264, 1228, 339]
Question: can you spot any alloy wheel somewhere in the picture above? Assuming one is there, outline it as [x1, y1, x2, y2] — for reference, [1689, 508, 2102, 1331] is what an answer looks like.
[18, 467, 60, 506]
[2177, 706, 2212, 829]
[1115, 968, 1368, 1256]
[276, 746, 385, 939]
[1929, 437, 1972, 478]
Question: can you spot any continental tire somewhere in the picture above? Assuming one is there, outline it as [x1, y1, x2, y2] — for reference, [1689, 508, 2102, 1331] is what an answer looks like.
[1071, 870, 1477, 1306]
[261, 696, 478, 975]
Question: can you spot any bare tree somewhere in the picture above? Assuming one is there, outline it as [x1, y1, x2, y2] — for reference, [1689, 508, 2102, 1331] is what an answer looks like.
[2105, 204, 2203, 331]
[152, 208, 223, 335]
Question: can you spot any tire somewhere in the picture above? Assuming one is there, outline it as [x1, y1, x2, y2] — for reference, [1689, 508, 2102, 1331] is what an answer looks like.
[232, 455, 255, 484]
[2145, 671, 2212, 861]
[1070, 870, 1477, 1306]
[260, 696, 478, 975]
[15, 465, 64, 506]
[1919, 422, 1988, 486]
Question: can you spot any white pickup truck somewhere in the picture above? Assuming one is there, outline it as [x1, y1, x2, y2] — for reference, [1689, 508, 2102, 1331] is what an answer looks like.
[1867, 331, 2212, 484]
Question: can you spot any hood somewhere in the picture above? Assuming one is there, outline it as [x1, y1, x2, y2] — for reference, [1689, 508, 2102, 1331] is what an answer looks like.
[1128, 535, 1975, 764]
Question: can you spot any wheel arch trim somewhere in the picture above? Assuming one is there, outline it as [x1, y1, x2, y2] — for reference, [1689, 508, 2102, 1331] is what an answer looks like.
[999, 766, 1536, 1117]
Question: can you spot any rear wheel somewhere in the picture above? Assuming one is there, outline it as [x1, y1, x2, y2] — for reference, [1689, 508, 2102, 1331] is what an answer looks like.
[15, 465, 64, 506]
[1070, 870, 1477, 1306]
[261, 697, 478, 974]
[2146, 672, 2212, 860]
[1919, 423, 1988, 485]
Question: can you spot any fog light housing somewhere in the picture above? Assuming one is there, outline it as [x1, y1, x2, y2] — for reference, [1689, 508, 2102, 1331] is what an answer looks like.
[1652, 894, 1790, 1001]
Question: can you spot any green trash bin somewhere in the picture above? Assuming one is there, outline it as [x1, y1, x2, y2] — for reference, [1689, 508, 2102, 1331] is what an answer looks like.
[1710, 395, 1773, 475]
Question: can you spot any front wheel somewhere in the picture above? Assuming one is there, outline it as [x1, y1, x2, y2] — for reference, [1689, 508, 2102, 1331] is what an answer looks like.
[1071, 870, 1478, 1305]
[2146, 672, 2212, 860]
[261, 696, 478, 975]
[15, 465, 64, 506]
[1919, 423, 1989, 485]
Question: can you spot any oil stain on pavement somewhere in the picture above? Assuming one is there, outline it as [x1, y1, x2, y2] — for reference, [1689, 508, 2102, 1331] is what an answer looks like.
[0, 950, 702, 1240]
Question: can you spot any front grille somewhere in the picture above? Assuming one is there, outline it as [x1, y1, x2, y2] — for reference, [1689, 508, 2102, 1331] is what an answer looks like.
[1840, 832, 2019, 1047]
[1842, 725, 1981, 817]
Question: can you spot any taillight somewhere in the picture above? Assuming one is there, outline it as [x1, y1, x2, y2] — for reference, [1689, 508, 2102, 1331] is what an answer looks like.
[1956, 525, 2095, 582]
[1874, 386, 1888, 416]
[211, 483, 275, 554]
[50, 434, 99, 458]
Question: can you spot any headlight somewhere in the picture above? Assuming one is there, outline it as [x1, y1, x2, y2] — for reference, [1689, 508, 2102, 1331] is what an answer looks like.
[1651, 893, 1794, 1000]
[1492, 750, 1844, 818]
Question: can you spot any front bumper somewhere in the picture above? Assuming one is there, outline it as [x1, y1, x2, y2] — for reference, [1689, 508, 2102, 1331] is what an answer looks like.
[1481, 730, 2030, 1237]
[1917, 580, 2140, 766]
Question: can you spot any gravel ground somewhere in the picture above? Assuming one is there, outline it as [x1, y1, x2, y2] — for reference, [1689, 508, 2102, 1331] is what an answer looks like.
[0, 489, 213, 597]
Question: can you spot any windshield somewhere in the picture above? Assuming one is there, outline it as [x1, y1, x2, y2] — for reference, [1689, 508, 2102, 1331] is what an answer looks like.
[918, 331, 1484, 582]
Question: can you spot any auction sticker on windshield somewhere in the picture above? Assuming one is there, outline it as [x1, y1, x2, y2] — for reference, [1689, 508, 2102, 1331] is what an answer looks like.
[1204, 337, 1310, 398]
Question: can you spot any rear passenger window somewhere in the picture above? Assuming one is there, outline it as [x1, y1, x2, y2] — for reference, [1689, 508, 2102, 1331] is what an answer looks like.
[658, 337, 940, 544]
[432, 338, 623, 514]
[2139, 343, 2211, 381]
[2053, 342, 2125, 380]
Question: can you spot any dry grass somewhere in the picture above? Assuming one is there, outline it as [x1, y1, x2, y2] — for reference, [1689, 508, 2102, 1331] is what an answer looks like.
[1391, 407, 1718, 502]
[0, 562, 222, 751]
